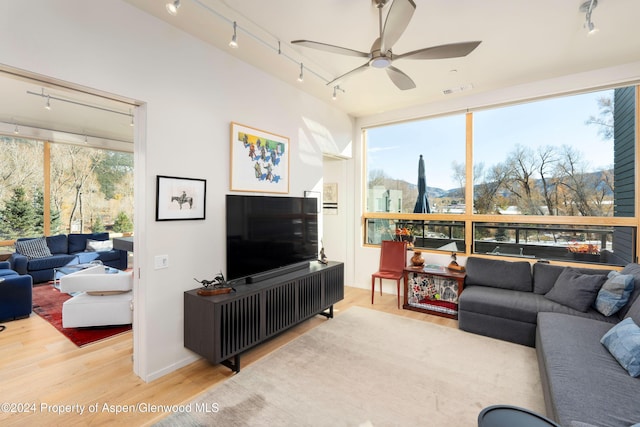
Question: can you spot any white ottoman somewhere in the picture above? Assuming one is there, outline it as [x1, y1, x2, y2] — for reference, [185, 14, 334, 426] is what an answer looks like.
[62, 291, 133, 328]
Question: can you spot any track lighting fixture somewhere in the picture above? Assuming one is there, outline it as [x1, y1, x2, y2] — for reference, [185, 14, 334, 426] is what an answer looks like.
[166, 0, 180, 16]
[14, 124, 19, 134]
[188, 0, 341, 100]
[229, 21, 238, 48]
[27, 89, 134, 122]
[332, 85, 344, 100]
[580, 0, 599, 35]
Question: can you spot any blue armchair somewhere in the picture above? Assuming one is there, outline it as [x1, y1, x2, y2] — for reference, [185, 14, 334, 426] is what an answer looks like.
[0, 261, 33, 322]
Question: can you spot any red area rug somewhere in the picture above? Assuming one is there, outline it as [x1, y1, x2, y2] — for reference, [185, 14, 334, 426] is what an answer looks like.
[31, 285, 131, 347]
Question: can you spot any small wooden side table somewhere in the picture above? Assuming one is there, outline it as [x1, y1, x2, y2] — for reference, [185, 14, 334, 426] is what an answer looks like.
[403, 266, 465, 319]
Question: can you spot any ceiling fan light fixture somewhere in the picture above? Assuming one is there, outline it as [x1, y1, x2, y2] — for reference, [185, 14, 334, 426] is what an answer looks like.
[370, 56, 392, 69]
[229, 21, 238, 48]
[166, 0, 180, 16]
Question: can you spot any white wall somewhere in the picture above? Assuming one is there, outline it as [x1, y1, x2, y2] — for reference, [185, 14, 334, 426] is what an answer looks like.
[1, 0, 352, 381]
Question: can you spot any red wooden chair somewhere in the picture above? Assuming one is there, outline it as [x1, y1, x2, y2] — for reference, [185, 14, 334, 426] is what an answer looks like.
[371, 240, 407, 309]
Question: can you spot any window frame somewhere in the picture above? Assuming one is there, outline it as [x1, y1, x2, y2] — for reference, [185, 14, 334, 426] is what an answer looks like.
[362, 85, 639, 266]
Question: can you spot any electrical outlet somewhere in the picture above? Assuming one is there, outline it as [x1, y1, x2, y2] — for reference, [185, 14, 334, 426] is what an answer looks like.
[154, 254, 169, 269]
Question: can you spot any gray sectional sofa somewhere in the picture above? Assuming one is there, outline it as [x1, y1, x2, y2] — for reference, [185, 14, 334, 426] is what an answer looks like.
[458, 257, 640, 427]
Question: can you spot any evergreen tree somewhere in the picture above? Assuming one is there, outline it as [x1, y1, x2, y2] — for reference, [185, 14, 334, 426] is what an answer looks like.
[32, 188, 62, 235]
[112, 211, 133, 233]
[91, 215, 106, 233]
[0, 187, 37, 238]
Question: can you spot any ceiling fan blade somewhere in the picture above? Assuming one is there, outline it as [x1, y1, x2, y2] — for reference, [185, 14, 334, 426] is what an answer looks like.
[291, 40, 370, 58]
[386, 65, 416, 90]
[396, 41, 482, 60]
[327, 63, 370, 86]
[380, 0, 416, 53]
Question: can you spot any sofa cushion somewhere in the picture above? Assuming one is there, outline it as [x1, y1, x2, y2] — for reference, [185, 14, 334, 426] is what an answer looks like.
[532, 262, 612, 295]
[0, 269, 19, 277]
[601, 317, 640, 377]
[536, 312, 640, 427]
[15, 237, 52, 259]
[595, 271, 635, 316]
[46, 234, 68, 254]
[544, 267, 607, 312]
[625, 294, 640, 325]
[459, 287, 616, 325]
[26, 254, 76, 271]
[465, 257, 532, 292]
[618, 263, 640, 319]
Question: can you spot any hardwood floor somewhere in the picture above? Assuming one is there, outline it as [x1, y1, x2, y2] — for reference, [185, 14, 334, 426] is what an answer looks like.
[0, 286, 457, 426]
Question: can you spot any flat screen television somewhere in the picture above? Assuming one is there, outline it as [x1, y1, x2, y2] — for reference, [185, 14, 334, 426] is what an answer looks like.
[226, 194, 319, 282]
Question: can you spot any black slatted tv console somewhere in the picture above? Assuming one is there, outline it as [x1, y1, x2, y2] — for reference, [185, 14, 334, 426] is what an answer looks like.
[184, 261, 344, 372]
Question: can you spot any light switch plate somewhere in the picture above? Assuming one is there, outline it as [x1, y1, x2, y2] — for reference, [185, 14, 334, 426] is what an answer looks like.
[154, 254, 169, 269]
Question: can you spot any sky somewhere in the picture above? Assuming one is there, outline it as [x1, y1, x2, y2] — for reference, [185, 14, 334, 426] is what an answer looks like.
[366, 89, 614, 190]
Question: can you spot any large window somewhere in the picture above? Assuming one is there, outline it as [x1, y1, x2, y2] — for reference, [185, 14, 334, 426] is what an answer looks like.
[363, 85, 637, 266]
[366, 114, 466, 214]
[0, 136, 134, 253]
[473, 90, 617, 216]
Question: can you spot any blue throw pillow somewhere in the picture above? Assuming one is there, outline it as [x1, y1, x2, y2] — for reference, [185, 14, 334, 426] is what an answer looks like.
[594, 271, 635, 316]
[601, 317, 640, 377]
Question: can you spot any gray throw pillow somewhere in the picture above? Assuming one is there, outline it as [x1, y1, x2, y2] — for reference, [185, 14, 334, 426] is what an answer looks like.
[15, 237, 52, 259]
[544, 267, 607, 312]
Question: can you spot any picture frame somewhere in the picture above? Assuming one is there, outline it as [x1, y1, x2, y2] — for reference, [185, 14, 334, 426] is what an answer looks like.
[155, 175, 206, 221]
[230, 122, 290, 193]
[323, 182, 338, 215]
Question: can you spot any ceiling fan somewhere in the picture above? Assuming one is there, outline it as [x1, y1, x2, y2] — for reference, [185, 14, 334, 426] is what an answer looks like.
[291, 0, 481, 90]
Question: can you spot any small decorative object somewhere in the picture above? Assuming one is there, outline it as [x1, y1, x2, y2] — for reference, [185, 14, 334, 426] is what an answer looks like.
[410, 250, 425, 267]
[319, 239, 328, 264]
[156, 175, 206, 221]
[195, 271, 233, 296]
[447, 252, 466, 272]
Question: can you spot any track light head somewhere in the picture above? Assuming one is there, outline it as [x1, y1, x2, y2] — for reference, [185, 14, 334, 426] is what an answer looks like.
[298, 63, 304, 82]
[14, 124, 19, 134]
[579, 0, 599, 35]
[332, 85, 344, 100]
[166, 0, 180, 16]
[229, 21, 238, 48]
[45, 95, 51, 110]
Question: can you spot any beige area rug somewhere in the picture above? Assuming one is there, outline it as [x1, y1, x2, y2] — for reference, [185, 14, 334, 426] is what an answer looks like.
[156, 307, 544, 426]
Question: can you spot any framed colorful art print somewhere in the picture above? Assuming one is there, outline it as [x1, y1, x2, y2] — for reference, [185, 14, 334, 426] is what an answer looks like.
[155, 175, 206, 221]
[230, 122, 290, 193]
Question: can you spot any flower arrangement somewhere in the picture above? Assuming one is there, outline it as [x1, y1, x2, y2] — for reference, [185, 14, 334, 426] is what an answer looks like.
[567, 243, 600, 255]
[395, 227, 415, 249]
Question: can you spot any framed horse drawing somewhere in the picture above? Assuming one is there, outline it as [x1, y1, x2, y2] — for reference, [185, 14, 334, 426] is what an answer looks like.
[155, 175, 206, 221]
